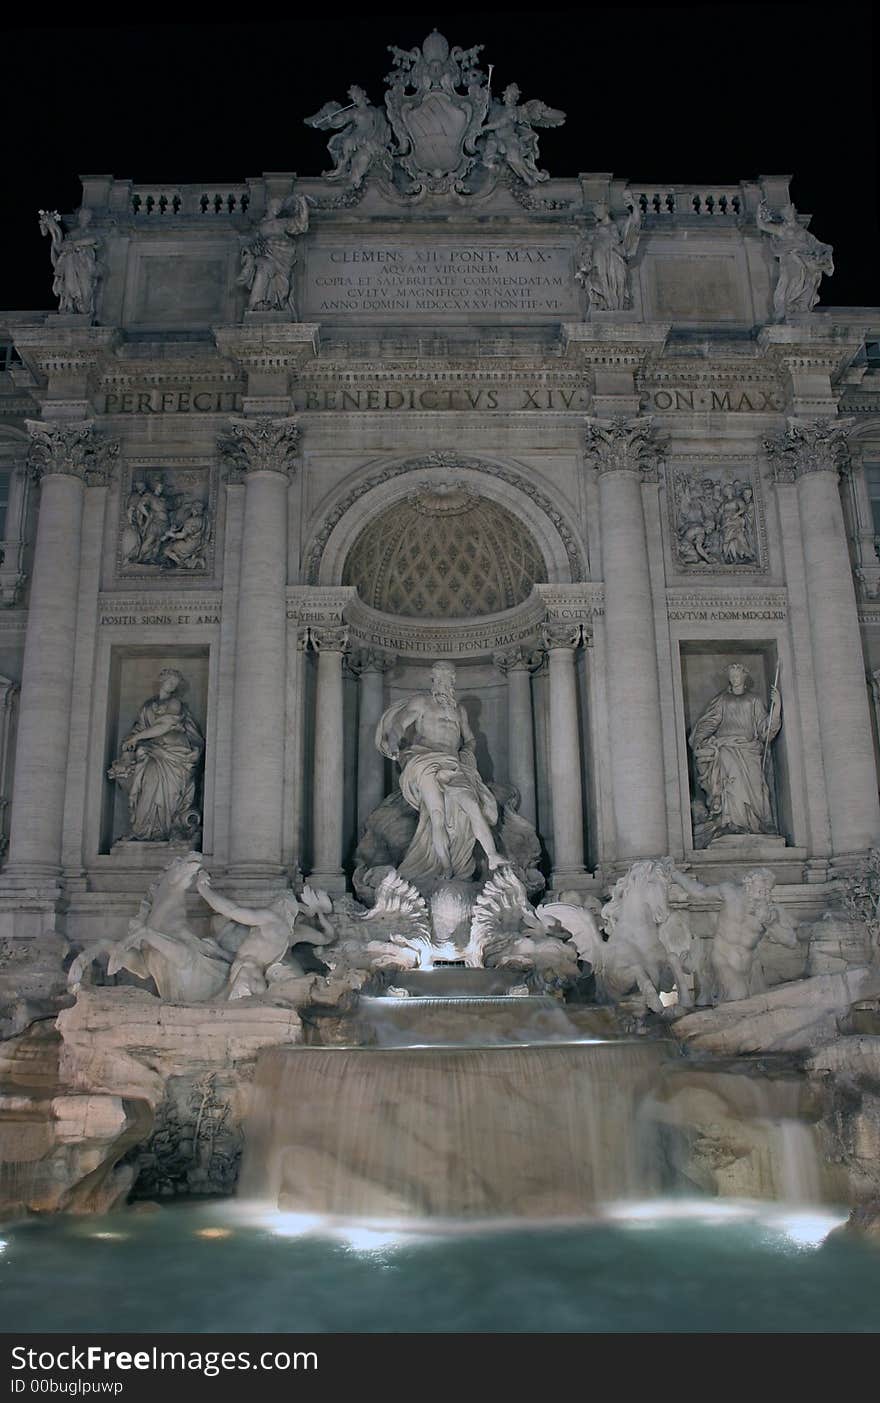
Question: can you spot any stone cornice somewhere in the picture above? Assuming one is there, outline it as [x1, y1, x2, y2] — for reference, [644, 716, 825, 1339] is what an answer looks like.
[213, 323, 320, 372]
[12, 325, 120, 385]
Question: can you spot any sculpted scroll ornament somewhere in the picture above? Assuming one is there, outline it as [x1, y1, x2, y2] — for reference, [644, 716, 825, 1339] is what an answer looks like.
[26, 420, 118, 484]
[38, 208, 101, 319]
[756, 200, 834, 320]
[764, 417, 854, 481]
[217, 416, 300, 480]
[583, 416, 664, 479]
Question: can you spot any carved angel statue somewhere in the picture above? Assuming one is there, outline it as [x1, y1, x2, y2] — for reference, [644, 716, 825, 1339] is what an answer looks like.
[576, 192, 642, 311]
[304, 86, 394, 189]
[38, 207, 101, 318]
[756, 200, 834, 320]
[237, 195, 310, 316]
[476, 83, 565, 185]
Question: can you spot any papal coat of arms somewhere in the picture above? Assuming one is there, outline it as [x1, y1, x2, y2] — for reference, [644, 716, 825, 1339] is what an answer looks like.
[305, 30, 566, 197]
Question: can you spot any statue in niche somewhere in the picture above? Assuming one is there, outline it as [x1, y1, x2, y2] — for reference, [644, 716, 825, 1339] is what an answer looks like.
[669, 866, 799, 1003]
[375, 660, 506, 884]
[688, 663, 781, 845]
[123, 473, 211, 571]
[672, 472, 758, 568]
[237, 195, 310, 316]
[576, 193, 641, 311]
[756, 200, 834, 320]
[38, 208, 101, 318]
[476, 82, 566, 186]
[108, 668, 204, 843]
[304, 86, 394, 189]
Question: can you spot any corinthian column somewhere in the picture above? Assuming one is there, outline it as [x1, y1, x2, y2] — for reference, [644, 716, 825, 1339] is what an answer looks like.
[585, 416, 667, 860]
[351, 648, 394, 831]
[541, 623, 586, 882]
[494, 646, 539, 826]
[219, 416, 299, 875]
[767, 418, 880, 855]
[309, 626, 349, 892]
[7, 422, 117, 875]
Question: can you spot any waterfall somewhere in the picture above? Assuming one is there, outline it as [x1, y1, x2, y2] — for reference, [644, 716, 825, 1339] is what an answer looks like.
[239, 1042, 666, 1219]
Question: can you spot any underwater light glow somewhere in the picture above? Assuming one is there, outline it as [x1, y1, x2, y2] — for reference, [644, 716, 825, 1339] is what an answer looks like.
[194, 1227, 233, 1240]
[90, 1231, 129, 1241]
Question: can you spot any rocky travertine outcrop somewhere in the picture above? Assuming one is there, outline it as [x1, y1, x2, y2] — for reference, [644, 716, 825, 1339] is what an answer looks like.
[671, 970, 878, 1056]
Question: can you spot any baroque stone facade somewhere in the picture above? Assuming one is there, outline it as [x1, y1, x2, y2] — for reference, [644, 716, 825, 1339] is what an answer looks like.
[0, 25, 879, 954]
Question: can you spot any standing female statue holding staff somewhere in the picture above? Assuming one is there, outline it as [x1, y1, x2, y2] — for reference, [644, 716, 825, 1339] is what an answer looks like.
[109, 668, 204, 843]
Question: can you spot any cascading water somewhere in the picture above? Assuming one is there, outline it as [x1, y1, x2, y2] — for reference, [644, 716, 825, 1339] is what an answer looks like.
[239, 1039, 667, 1218]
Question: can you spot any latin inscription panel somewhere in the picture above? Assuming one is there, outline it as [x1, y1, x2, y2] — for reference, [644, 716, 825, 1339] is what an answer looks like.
[303, 243, 578, 317]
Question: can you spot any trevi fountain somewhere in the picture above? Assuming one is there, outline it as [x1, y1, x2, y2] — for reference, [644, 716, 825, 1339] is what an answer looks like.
[1, 27, 880, 1334]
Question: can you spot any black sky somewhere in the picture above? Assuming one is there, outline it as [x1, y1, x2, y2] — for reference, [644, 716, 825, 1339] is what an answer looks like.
[1, 6, 876, 311]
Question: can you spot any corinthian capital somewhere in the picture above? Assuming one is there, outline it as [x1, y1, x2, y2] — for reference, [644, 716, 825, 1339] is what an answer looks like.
[541, 621, 584, 651]
[217, 415, 300, 480]
[764, 416, 855, 482]
[308, 624, 350, 653]
[583, 415, 664, 479]
[25, 419, 119, 484]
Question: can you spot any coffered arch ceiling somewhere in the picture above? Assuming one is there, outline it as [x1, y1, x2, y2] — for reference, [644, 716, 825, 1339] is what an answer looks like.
[342, 482, 545, 618]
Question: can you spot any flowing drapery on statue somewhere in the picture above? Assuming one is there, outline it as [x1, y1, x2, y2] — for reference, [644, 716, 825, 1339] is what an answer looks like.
[375, 662, 504, 883]
[108, 668, 204, 842]
[688, 663, 781, 840]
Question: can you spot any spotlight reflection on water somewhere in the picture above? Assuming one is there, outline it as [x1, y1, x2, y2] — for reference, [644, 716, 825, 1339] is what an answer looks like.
[90, 1231, 129, 1241]
[601, 1199, 848, 1247]
[763, 1210, 845, 1248]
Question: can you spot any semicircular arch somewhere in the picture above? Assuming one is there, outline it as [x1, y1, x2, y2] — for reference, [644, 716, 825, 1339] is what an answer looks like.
[307, 453, 587, 588]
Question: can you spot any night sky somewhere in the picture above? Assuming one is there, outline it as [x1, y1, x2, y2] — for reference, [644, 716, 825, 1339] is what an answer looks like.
[1, 7, 876, 311]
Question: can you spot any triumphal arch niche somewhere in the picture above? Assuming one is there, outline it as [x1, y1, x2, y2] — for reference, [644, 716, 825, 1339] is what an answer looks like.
[1, 24, 880, 950]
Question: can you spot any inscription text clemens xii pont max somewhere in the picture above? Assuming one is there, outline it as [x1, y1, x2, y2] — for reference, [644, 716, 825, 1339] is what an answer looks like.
[306, 244, 576, 315]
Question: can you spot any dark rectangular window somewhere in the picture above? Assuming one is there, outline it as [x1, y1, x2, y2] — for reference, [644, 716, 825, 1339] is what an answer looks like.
[0, 471, 9, 541]
[866, 464, 880, 547]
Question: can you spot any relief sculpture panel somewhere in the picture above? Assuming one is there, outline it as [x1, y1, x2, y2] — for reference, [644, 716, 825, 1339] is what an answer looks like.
[118, 464, 216, 579]
[667, 463, 766, 574]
